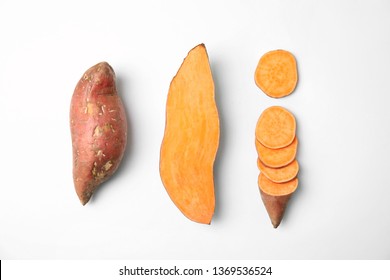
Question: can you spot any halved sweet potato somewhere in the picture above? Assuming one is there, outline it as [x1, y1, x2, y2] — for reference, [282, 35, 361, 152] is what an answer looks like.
[159, 44, 219, 224]
[257, 158, 299, 183]
[255, 106, 296, 149]
[254, 49, 298, 98]
[255, 137, 298, 168]
[258, 173, 298, 228]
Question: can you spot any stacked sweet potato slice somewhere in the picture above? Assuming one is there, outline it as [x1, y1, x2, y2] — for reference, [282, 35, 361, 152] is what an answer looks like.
[255, 106, 299, 228]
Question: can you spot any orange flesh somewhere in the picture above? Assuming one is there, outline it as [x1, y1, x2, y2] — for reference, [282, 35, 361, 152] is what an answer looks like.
[255, 106, 296, 149]
[258, 172, 298, 196]
[257, 158, 299, 183]
[255, 137, 298, 168]
[255, 105, 299, 228]
[255, 49, 298, 98]
[159, 44, 219, 224]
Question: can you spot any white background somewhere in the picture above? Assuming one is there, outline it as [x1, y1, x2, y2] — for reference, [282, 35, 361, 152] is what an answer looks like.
[1, 0, 389, 259]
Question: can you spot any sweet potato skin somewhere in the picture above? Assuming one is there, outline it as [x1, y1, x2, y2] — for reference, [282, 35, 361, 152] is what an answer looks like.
[70, 62, 127, 205]
[258, 168, 298, 228]
[260, 189, 292, 228]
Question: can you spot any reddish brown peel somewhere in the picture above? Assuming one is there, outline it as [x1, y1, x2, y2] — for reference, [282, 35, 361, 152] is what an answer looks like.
[258, 173, 298, 228]
[159, 44, 219, 224]
[70, 62, 127, 205]
[260, 189, 293, 228]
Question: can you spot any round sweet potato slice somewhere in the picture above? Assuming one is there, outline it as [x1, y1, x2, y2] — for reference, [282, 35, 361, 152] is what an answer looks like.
[254, 49, 298, 98]
[255, 106, 296, 149]
[255, 137, 298, 168]
[258, 172, 298, 196]
[257, 158, 299, 183]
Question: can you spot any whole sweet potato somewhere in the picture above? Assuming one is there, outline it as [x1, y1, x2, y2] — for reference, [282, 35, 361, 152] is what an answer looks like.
[70, 62, 127, 205]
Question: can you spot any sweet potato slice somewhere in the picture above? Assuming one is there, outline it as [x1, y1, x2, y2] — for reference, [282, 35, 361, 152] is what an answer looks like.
[159, 44, 219, 224]
[255, 137, 298, 168]
[257, 158, 299, 183]
[258, 173, 298, 228]
[254, 49, 298, 98]
[255, 106, 296, 149]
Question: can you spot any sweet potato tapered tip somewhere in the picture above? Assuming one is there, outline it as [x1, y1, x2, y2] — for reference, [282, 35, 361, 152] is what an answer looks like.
[258, 173, 298, 228]
[260, 189, 293, 228]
